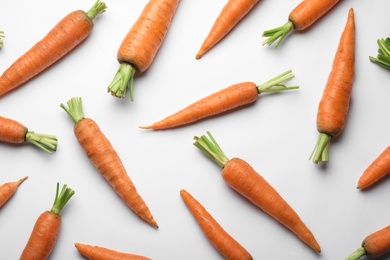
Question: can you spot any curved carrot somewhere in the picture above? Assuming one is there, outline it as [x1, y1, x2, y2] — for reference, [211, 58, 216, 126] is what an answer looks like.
[262, 0, 340, 48]
[196, 0, 260, 59]
[0, 176, 28, 208]
[140, 70, 298, 130]
[310, 8, 355, 164]
[0, 0, 106, 97]
[107, 0, 180, 100]
[180, 189, 253, 260]
[193, 131, 321, 253]
[75, 243, 152, 260]
[61, 97, 158, 228]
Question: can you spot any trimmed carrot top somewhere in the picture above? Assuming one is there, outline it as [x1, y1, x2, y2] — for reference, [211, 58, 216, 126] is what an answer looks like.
[25, 132, 58, 154]
[50, 183, 75, 215]
[369, 38, 390, 70]
[60, 97, 85, 124]
[86, 0, 107, 20]
[193, 131, 229, 168]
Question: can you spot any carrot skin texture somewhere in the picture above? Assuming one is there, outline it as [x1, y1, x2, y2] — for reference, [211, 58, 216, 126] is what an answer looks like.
[0, 116, 27, 143]
[75, 243, 152, 260]
[180, 189, 253, 260]
[363, 225, 390, 258]
[0, 176, 28, 208]
[358, 146, 390, 189]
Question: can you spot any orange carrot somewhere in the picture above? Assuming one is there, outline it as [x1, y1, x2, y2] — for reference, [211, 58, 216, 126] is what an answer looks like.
[262, 0, 340, 48]
[0, 115, 58, 153]
[193, 131, 321, 253]
[140, 70, 298, 130]
[61, 97, 158, 228]
[107, 0, 180, 100]
[309, 8, 355, 164]
[20, 183, 74, 260]
[0, 176, 28, 208]
[75, 243, 152, 260]
[180, 189, 253, 260]
[0, 0, 106, 97]
[196, 0, 260, 59]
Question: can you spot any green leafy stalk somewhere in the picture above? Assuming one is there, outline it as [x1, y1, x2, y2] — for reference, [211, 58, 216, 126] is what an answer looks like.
[86, 0, 107, 20]
[262, 21, 294, 49]
[107, 63, 137, 100]
[50, 183, 75, 215]
[25, 131, 58, 154]
[193, 131, 229, 168]
[310, 133, 330, 164]
[0, 31, 4, 49]
[60, 97, 85, 124]
[369, 37, 390, 70]
[257, 69, 299, 93]
[344, 247, 366, 260]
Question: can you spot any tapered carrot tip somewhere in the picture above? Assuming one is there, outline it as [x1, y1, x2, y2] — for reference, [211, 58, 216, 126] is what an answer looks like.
[16, 176, 28, 186]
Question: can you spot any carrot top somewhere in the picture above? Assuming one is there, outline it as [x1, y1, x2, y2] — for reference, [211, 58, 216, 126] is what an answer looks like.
[107, 63, 136, 100]
[262, 21, 294, 49]
[193, 131, 229, 169]
[345, 247, 366, 260]
[60, 97, 85, 124]
[0, 31, 4, 49]
[86, 0, 107, 20]
[309, 133, 330, 164]
[369, 37, 390, 70]
[50, 183, 75, 215]
[25, 131, 58, 154]
[256, 69, 299, 93]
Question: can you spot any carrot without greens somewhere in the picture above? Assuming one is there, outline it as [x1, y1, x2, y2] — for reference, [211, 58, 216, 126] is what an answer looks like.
[140, 70, 298, 130]
[61, 97, 158, 228]
[0, 176, 28, 208]
[75, 243, 152, 260]
[196, 0, 260, 59]
[0, 0, 106, 97]
[0, 115, 58, 153]
[107, 0, 180, 100]
[20, 183, 74, 260]
[310, 8, 355, 164]
[193, 131, 321, 253]
[262, 0, 340, 48]
[180, 189, 253, 260]
[369, 37, 390, 70]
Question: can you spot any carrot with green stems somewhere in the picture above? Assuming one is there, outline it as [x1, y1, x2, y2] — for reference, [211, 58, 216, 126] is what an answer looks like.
[196, 0, 260, 59]
[193, 131, 321, 253]
[107, 0, 180, 101]
[140, 70, 298, 130]
[262, 0, 340, 48]
[0, 115, 58, 154]
[369, 37, 390, 70]
[180, 189, 253, 260]
[75, 243, 152, 260]
[0, 176, 28, 208]
[0, 0, 106, 97]
[20, 183, 75, 260]
[61, 97, 158, 228]
[310, 8, 355, 164]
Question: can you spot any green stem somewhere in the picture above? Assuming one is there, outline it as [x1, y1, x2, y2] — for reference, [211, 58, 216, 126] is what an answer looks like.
[60, 97, 85, 124]
[344, 247, 366, 260]
[369, 38, 390, 70]
[86, 0, 107, 20]
[262, 21, 294, 49]
[107, 63, 137, 100]
[193, 131, 230, 168]
[0, 31, 4, 49]
[50, 183, 75, 215]
[257, 69, 299, 93]
[310, 133, 330, 164]
[25, 131, 58, 154]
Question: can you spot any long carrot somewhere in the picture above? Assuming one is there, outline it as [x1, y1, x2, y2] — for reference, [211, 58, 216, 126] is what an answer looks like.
[60, 97, 158, 228]
[262, 0, 340, 48]
[0, 0, 106, 97]
[193, 131, 321, 253]
[20, 183, 75, 260]
[180, 189, 253, 260]
[310, 8, 355, 164]
[0, 115, 58, 153]
[196, 0, 260, 59]
[107, 0, 180, 101]
[140, 70, 298, 130]
[345, 225, 390, 260]
[75, 243, 152, 260]
[0, 176, 28, 208]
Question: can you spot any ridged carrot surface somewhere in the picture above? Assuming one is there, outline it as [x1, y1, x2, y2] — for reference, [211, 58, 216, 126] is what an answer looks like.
[75, 243, 152, 260]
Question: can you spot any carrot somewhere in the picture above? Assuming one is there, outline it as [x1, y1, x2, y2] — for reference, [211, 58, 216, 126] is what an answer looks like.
[140, 70, 298, 130]
[75, 243, 152, 260]
[107, 0, 180, 101]
[20, 183, 75, 260]
[195, 0, 260, 59]
[345, 225, 390, 260]
[262, 0, 340, 48]
[193, 131, 321, 253]
[0, 0, 106, 97]
[0, 176, 28, 208]
[180, 189, 253, 260]
[60, 97, 158, 228]
[0, 115, 58, 153]
[309, 8, 355, 164]
[369, 37, 390, 70]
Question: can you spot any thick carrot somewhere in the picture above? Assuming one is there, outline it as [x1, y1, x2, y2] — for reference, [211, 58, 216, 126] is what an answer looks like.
[61, 97, 158, 228]
[369, 37, 390, 70]
[75, 243, 152, 260]
[310, 8, 355, 164]
[20, 183, 74, 260]
[140, 70, 298, 130]
[196, 0, 260, 59]
[193, 131, 321, 253]
[262, 0, 340, 48]
[180, 189, 253, 260]
[107, 0, 180, 100]
[0, 115, 58, 153]
[0, 0, 106, 97]
[0, 176, 28, 208]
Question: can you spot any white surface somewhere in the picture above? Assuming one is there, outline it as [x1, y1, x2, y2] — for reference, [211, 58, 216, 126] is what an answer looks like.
[1, 0, 390, 259]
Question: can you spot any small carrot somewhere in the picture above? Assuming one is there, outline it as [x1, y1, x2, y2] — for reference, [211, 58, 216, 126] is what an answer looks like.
[193, 131, 321, 253]
[196, 0, 260, 59]
[61, 97, 158, 228]
[107, 0, 180, 100]
[262, 0, 340, 48]
[345, 225, 390, 260]
[0, 176, 28, 208]
[369, 37, 390, 70]
[0, 115, 58, 153]
[180, 189, 253, 260]
[75, 243, 152, 260]
[310, 8, 355, 164]
[0, 0, 106, 97]
[20, 183, 75, 260]
[140, 70, 298, 130]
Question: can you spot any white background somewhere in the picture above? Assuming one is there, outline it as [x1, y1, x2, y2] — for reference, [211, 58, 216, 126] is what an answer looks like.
[1, 0, 390, 259]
